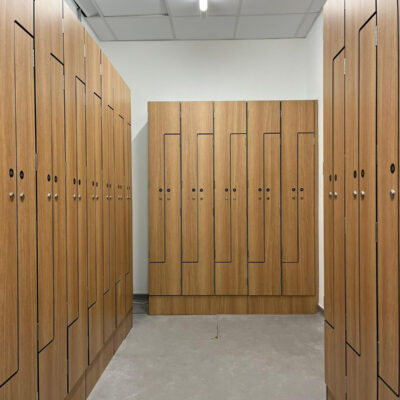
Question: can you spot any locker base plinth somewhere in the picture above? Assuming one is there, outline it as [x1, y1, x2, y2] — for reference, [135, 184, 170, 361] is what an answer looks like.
[149, 296, 318, 315]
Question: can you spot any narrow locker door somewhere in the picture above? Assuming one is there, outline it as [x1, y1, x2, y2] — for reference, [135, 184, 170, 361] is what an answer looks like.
[181, 102, 213, 262]
[0, 24, 36, 400]
[89, 94, 104, 364]
[214, 102, 247, 263]
[247, 101, 280, 262]
[346, 17, 377, 400]
[183, 134, 214, 295]
[68, 80, 88, 392]
[148, 102, 180, 264]
[38, 56, 68, 400]
[215, 134, 247, 295]
[325, 50, 346, 400]
[150, 135, 182, 295]
[249, 133, 281, 295]
[377, 0, 399, 392]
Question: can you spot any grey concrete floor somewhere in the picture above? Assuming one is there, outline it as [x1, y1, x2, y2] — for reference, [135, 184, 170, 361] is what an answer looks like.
[88, 313, 325, 400]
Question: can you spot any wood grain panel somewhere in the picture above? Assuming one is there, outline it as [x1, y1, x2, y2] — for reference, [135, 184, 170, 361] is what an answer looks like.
[215, 134, 247, 295]
[247, 296, 317, 314]
[282, 133, 315, 295]
[150, 134, 182, 295]
[379, 379, 399, 400]
[85, 31, 101, 97]
[1, 25, 37, 399]
[181, 102, 213, 262]
[148, 102, 180, 263]
[214, 102, 247, 262]
[377, 0, 399, 393]
[68, 80, 88, 392]
[249, 133, 281, 295]
[344, 0, 376, 354]
[101, 53, 114, 110]
[183, 134, 214, 295]
[281, 101, 314, 263]
[247, 101, 280, 262]
[38, 56, 68, 400]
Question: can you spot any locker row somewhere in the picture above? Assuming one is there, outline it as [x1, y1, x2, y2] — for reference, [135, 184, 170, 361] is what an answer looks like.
[148, 100, 318, 315]
[323, 0, 400, 399]
[0, 0, 133, 399]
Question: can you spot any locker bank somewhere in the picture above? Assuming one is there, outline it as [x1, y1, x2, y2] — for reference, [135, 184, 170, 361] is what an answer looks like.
[0, 0, 396, 399]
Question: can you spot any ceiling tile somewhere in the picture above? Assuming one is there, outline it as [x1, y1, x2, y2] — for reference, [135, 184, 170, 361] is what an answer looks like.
[240, 0, 313, 15]
[95, 0, 167, 17]
[173, 16, 236, 39]
[296, 13, 318, 37]
[106, 16, 174, 40]
[75, 0, 98, 17]
[166, 0, 240, 17]
[236, 14, 305, 39]
[309, 0, 327, 12]
[86, 16, 115, 40]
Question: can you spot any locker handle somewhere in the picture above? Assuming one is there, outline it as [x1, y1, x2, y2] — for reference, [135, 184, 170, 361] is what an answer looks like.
[20, 193, 25, 201]
[96, 195, 99, 200]
[334, 192, 338, 199]
[73, 194, 77, 200]
[78, 195, 82, 200]
[54, 194, 58, 200]
[390, 189, 396, 199]
[360, 191, 365, 199]
[47, 193, 52, 200]
[92, 195, 95, 200]
[353, 191, 357, 199]
[329, 192, 333, 198]
[9, 192, 15, 201]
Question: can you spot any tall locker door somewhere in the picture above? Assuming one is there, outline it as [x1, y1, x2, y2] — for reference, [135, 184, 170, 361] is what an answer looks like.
[0, 19, 36, 400]
[215, 102, 247, 295]
[115, 115, 126, 326]
[281, 101, 316, 295]
[103, 105, 116, 342]
[64, 4, 87, 392]
[181, 102, 214, 295]
[35, 0, 67, 398]
[377, 0, 399, 395]
[344, 0, 376, 355]
[346, 16, 377, 400]
[324, 49, 346, 400]
[148, 102, 181, 295]
[247, 101, 281, 295]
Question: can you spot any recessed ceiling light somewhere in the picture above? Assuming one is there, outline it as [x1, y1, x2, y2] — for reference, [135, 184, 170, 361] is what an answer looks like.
[199, 0, 208, 12]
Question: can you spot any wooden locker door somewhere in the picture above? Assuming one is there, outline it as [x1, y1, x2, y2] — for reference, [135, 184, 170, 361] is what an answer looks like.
[183, 134, 214, 295]
[346, 16, 377, 400]
[0, 23, 36, 400]
[281, 101, 315, 295]
[68, 80, 88, 392]
[150, 134, 182, 295]
[181, 102, 214, 295]
[148, 102, 181, 295]
[247, 101, 281, 295]
[215, 133, 247, 295]
[89, 94, 104, 364]
[38, 56, 68, 400]
[377, 0, 399, 394]
[324, 49, 346, 400]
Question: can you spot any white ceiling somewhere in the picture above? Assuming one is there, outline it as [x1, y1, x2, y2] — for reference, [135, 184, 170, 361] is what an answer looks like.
[76, 0, 326, 41]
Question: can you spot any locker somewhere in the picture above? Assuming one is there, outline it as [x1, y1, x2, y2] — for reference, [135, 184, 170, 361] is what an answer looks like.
[281, 101, 316, 296]
[150, 134, 182, 295]
[214, 102, 247, 263]
[247, 101, 281, 295]
[215, 133, 247, 295]
[324, 49, 346, 400]
[0, 23, 36, 399]
[377, 0, 399, 393]
[346, 16, 377, 400]
[148, 102, 180, 264]
[182, 133, 214, 295]
[37, 56, 68, 400]
[86, 31, 102, 97]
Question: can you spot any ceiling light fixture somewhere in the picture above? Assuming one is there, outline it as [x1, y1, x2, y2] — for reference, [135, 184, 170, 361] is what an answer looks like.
[199, 0, 208, 12]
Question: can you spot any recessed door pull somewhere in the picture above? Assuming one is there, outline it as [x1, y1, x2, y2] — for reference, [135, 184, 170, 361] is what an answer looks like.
[353, 190, 357, 198]
[361, 191, 365, 199]
[390, 189, 396, 199]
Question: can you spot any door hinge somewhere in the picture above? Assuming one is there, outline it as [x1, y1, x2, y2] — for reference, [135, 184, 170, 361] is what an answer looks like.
[32, 49, 35, 67]
[375, 221, 378, 243]
[344, 58, 346, 75]
[62, 18, 65, 34]
[375, 25, 378, 46]
[213, 111, 215, 119]
[35, 153, 38, 171]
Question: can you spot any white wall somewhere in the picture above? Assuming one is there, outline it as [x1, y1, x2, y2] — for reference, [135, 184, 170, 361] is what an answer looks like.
[97, 14, 324, 303]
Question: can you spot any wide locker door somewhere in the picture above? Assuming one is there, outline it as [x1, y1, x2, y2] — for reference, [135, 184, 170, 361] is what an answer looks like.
[247, 101, 281, 295]
[37, 56, 68, 400]
[181, 102, 214, 295]
[149, 102, 181, 295]
[281, 101, 316, 295]
[346, 16, 377, 400]
[0, 21, 36, 400]
[214, 102, 247, 295]
[324, 50, 346, 400]
[377, 0, 399, 394]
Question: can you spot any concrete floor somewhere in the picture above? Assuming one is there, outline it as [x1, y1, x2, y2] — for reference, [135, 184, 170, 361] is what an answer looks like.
[88, 312, 325, 400]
